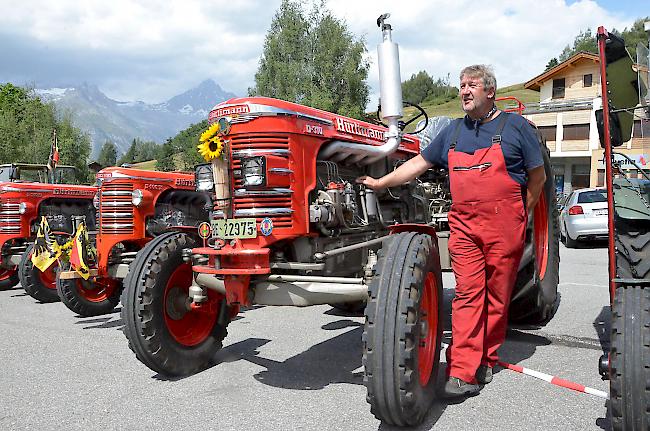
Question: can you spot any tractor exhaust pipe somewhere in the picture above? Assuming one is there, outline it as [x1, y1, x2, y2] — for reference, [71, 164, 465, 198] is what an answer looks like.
[318, 13, 403, 165]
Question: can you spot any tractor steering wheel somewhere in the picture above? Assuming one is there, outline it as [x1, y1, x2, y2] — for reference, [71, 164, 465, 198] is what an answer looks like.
[376, 101, 429, 135]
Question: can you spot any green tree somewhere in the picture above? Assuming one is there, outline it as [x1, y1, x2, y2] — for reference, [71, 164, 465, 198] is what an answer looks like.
[622, 17, 650, 59]
[97, 141, 118, 167]
[559, 28, 598, 62]
[0, 83, 91, 183]
[545, 58, 559, 71]
[250, 0, 370, 119]
[117, 139, 138, 166]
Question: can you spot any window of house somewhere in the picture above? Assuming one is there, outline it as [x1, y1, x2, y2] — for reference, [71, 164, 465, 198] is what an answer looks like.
[563, 124, 590, 140]
[552, 78, 565, 99]
[583, 74, 593, 87]
[538, 125, 557, 141]
[571, 164, 591, 189]
[633, 119, 650, 137]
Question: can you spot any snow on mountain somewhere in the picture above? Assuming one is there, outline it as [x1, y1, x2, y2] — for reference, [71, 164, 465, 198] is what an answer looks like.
[36, 80, 236, 157]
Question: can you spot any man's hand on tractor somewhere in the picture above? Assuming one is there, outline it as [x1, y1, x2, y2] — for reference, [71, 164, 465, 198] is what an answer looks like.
[356, 154, 434, 191]
[356, 175, 382, 190]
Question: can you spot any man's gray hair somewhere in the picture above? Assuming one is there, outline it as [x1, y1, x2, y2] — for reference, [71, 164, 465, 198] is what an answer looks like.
[460, 65, 497, 92]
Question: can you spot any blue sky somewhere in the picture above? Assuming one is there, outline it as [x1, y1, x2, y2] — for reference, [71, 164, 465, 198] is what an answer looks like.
[0, 0, 647, 105]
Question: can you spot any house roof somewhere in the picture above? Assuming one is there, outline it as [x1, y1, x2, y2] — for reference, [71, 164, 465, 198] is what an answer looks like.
[524, 52, 600, 91]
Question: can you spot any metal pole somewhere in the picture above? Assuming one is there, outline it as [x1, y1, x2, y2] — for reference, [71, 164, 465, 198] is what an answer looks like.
[597, 26, 618, 302]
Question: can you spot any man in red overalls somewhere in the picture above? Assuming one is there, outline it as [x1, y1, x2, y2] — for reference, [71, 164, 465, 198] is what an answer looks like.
[357, 65, 547, 397]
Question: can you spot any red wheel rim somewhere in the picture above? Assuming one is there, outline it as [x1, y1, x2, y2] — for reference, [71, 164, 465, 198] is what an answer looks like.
[533, 192, 549, 280]
[77, 278, 118, 303]
[0, 268, 16, 281]
[163, 263, 219, 347]
[418, 272, 438, 386]
[38, 265, 57, 290]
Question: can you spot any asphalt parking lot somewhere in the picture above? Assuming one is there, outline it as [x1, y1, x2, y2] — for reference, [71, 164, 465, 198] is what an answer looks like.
[0, 240, 611, 431]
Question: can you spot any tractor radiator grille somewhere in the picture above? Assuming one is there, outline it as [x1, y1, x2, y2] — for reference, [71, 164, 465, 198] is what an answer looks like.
[230, 134, 293, 229]
[100, 183, 134, 235]
[0, 201, 21, 234]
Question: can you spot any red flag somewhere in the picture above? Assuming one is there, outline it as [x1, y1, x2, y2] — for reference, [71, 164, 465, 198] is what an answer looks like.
[48, 129, 60, 170]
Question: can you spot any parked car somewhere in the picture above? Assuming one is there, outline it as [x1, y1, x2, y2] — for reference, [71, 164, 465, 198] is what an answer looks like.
[559, 187, 608, 247]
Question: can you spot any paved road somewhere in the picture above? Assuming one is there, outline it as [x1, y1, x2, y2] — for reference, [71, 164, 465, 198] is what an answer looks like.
[0, 242, 611, 430]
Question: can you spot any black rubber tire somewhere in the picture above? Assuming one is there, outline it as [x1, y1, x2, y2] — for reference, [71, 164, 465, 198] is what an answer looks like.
[363, 232, 443, 426]
[121, 232, 231, 377]
[57, 269, 122, 317]
[509, 145, 560, 326]
[0, 268, 19, 290]
[564, 224, 579, 249]
[19, 243, 60, 303]
[609, 286, 650, 430]
[615, 218, 650, 279]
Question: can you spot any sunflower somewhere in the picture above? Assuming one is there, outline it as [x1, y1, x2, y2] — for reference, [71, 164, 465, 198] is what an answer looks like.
[197, 136, 225, 162]
[199, 122, 221, 143]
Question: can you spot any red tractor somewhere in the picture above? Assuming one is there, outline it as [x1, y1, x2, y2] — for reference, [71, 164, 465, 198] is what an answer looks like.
[595, 26, 650, 430]
[0, 163, 96, 302]
[120, 15, 559, 426]
[56, 166, 209, 317]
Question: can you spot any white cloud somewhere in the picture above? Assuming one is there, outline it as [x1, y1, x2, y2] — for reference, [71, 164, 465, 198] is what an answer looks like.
[0, 0, 640, 106]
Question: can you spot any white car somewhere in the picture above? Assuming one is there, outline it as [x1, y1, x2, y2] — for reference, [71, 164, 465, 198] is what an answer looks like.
[559, 188, 608, 247]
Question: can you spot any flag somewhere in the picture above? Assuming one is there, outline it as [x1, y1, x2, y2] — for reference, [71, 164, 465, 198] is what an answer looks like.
[47, 129, 60, 171]
[69, 223, 91, 280]
[31, 217, 61, 272]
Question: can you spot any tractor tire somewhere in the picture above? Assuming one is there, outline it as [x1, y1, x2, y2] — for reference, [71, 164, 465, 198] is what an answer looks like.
[609, 286, 650, 430]
[121, 232, 233, 377]
[0, 267, 19, 290]
[614, 218, 650, 279]
[57, 267, 122, 317]
[509, 146, 560, 326]
[19, 243, 60, 303]
[363, 232, 443, 426]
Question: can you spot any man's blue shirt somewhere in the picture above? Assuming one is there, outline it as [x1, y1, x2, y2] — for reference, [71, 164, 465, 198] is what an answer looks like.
[420, 112, 544, 186]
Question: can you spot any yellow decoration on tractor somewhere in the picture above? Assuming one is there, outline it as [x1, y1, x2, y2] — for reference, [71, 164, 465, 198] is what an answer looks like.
[198, 121, 228, 162]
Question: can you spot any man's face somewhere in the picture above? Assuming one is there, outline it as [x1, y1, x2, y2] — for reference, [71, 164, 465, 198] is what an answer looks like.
[460, 74, 495, 118]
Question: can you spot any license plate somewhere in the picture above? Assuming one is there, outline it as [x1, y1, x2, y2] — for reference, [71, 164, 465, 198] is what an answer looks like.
[594, 209, 608, 216]
[211, 218, 257, 239]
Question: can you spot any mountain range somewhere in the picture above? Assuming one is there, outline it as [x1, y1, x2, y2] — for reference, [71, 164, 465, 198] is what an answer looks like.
[36, 79, 236, 157]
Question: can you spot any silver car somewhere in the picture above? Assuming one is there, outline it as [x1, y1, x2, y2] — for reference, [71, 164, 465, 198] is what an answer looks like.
[559, 187, 608, 247]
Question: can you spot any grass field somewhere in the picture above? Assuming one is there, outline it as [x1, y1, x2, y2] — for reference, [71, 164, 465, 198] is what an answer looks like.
[401, 83, 540, 128]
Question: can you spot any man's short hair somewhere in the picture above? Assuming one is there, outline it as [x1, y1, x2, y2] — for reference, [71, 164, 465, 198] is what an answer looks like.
[460, 65, 497, 92]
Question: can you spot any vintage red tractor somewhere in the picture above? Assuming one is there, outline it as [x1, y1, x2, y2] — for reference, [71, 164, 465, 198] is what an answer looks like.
[56, 166, 209, 317]
[120, 15, 559, 426]
[0, 163, 96, 302]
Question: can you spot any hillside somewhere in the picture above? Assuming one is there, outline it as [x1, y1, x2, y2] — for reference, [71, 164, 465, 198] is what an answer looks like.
[402, 83, 540, 127]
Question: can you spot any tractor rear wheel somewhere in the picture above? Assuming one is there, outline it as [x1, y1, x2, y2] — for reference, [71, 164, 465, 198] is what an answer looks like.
[609, 285, 650, 430]
[363, 232, 443, 426]
[0, 267, 19, 290]
[509, 147, 560, 325]
[121, 232, 233, 377]
[57, 269, 121, 317]
[19, 243, 60, 303]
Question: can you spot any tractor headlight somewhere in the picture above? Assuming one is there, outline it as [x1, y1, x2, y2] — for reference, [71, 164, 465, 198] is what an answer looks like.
[131, 189, 144, 206]
[18, 202, 27, 214]
[92, 192, 100, 209]
[195, 163, 214, 192]
[242, 157, 266, 187]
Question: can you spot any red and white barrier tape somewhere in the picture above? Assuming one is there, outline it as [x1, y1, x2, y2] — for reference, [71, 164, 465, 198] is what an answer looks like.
[440, 343, 608, 399]
[497, 361, 609, 399]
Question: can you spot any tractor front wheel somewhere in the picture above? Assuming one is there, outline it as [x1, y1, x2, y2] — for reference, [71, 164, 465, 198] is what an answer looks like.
[57, 270, 122, 317]
[363, 232, 443, 426]
[19, 243, 59, 303]
[609, 286, 650, 430]
[0, 267, 19, 290]
[121, 232, 233, 377]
